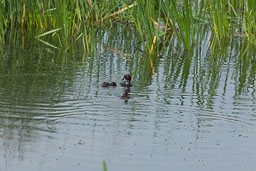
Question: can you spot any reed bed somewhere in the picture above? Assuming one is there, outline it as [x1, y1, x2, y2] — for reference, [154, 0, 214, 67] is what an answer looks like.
[1, 0, 256, 51]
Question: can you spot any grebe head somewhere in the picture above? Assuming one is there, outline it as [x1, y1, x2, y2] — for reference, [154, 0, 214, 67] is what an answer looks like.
[122, 74, 132, 83]
[120, 74, 132, 87]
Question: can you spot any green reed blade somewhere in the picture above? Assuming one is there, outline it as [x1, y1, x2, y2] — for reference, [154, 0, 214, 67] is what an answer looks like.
[35, 28, 61, 38]
[35, 37, 60, 49]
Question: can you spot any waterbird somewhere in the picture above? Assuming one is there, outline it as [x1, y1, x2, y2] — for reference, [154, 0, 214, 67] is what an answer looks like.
[120, 74, 132, 87]
[101, 82, 117, 87]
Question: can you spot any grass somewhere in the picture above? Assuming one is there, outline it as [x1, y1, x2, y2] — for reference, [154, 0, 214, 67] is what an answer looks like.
[103, 160, 107, 171]
[1, 0, 256, 54]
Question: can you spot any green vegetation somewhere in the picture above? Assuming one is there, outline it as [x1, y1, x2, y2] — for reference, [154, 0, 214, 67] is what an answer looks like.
[103, 160, 107, 171]
[1, 0, 256, 50]
[0, 0, 129, 51]
[1, 0, 256, 77]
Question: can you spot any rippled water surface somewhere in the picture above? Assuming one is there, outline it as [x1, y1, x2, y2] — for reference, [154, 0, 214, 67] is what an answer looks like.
[1, 27, 256, 171]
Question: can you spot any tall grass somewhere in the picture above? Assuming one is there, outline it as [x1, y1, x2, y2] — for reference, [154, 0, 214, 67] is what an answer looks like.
[0, 0, 128, 50]
[1, 0, 256, 51]
[126, 0, 256, 50]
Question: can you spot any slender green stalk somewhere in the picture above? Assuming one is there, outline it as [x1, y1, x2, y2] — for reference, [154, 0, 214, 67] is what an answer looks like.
[103, 160, 107, 171]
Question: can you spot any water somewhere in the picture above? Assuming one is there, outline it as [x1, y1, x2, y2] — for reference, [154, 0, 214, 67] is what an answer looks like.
[0, 27, 256, 171]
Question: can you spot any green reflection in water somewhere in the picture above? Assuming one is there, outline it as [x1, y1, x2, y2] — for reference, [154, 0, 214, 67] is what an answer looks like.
[0, 25, 256, 171]
[0, 26, 256, 104]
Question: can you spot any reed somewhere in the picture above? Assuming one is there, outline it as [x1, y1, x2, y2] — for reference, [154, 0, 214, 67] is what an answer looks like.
[103, 160, 107, 171]
[0, 0, 128, 49]
[1, 0, 256, 51]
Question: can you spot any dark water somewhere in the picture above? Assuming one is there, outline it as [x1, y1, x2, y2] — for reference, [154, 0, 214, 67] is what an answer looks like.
[1, 27, 256, 171]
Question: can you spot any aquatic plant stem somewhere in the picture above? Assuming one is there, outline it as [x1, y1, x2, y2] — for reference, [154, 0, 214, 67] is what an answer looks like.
[149, 35, 156, 74]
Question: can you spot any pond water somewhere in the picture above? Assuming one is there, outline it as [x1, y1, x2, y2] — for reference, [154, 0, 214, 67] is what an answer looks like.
[0, 26, 256, 171]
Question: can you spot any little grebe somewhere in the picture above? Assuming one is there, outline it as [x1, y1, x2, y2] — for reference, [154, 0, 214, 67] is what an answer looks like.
[120, 74, 132, 87]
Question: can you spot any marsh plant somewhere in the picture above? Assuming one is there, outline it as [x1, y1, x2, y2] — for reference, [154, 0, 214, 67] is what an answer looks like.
[1, 0, 256, 75]
[1, 0, 256, 47]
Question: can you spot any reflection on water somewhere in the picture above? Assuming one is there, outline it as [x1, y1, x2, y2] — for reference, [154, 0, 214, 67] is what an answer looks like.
[0, 26, 256, 171]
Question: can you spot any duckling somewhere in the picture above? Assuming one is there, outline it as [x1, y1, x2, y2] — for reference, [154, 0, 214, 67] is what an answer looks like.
[101, 82, 117, 87]
[110, 82, 117, 86]
[120, 74, 133, 87]
[101, 82, 110, 87]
